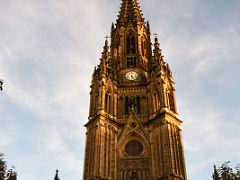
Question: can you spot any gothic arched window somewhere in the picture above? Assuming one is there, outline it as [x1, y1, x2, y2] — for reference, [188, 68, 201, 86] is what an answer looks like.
[126, 32, 136, 55]
[153, 93, 157, 112]
[131, 36, 136, 54]
[136, 96, 141, 114]
[125, 96, 129, 115]
[118, 97, 123, 115]
[169, 91, 176, 112]
[105, 93, 111, 113]
[127, 36, 131, 54]
[105, 93, 108, 112]
[157, 91, 161, 109]
[127, 57, 137, 68]
[141, 39, 144, 56]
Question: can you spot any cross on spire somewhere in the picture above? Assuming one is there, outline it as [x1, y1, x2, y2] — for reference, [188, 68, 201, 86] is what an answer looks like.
[153, 33, 158, 38]
[105, 35, 110, 41]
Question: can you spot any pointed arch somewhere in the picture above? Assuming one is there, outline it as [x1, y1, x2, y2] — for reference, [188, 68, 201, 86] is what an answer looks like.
[125, 30, 137, 55]
[141, 95, 148, 115]
[118, 96, 124, 115]
[118, 130, 150, 158]
[104, 91, 112, 113]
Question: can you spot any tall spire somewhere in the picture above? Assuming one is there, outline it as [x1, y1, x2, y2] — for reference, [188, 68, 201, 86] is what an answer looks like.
[116, 0, 144, 26]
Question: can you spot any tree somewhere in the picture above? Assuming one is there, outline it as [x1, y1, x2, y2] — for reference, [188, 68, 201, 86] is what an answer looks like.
[235, 165, 240, 180]
[214, 161, 240, 180]
[0, 154, 17, 180]
[0, 154, 6, 180]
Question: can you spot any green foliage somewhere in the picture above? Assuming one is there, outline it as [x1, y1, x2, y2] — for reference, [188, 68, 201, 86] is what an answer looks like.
[0, 154, 18, 180]
[216, 162, 240, 180]
[0, 153, 6, 180]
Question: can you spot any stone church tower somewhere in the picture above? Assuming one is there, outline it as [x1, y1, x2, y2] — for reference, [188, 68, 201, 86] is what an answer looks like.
[83, 0, 187, 179]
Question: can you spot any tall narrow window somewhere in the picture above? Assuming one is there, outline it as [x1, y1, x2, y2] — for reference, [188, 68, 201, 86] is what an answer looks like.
[126, 32, 136, 55]
[105, 93, 108, 112]
[157, 91, 161, 109]
[104, 93, 111, 113]
[141, 96, 148, 115]
[125, 96, 129, 115]
[127, 57, 137, 68]
[169, 91, 176, 112]
[131, 36, 136, 54]
[154, 93, 157, 112]
[95, 95, 98, 112]
[117, 98, 119, 115]
[108, 95, 111, 113]
[133, 57, 136, 67]
[166, 91, 170, 109]
[137, 96, 141, 114]
[141, 38, 145, 56]
[127, 36, 131, 54]
[127, 57, 131, 67]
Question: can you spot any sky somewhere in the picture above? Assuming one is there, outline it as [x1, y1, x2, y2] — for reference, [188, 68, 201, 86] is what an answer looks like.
[0, 0, 239, 179]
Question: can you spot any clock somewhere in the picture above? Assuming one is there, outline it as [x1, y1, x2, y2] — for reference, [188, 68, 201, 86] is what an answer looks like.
[125, 71, 138, 81]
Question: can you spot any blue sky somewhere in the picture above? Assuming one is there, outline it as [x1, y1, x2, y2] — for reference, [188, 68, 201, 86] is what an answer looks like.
[0, 0, 239, 179]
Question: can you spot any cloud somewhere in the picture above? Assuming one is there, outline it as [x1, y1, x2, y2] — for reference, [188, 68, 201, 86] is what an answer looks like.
[40, 129, 82, 167]
[0, 1, 107, 179]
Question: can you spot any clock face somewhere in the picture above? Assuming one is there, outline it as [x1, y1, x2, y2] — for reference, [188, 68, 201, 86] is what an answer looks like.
[125, 71, 138, 81]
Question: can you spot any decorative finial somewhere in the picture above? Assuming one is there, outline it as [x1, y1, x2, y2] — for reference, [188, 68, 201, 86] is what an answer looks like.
[147, 21, 150, 27]
[153, 33, 159, 43]
[105, 35, 110, 41]
[104, 35, 110, 46]
[54, 169, 60, 180]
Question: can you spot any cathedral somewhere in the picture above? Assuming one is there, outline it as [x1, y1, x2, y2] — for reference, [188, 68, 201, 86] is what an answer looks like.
[83, 0, 187, 179]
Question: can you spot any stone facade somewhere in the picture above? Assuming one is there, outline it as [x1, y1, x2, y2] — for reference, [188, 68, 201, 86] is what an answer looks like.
[83, 0, 187, 179]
